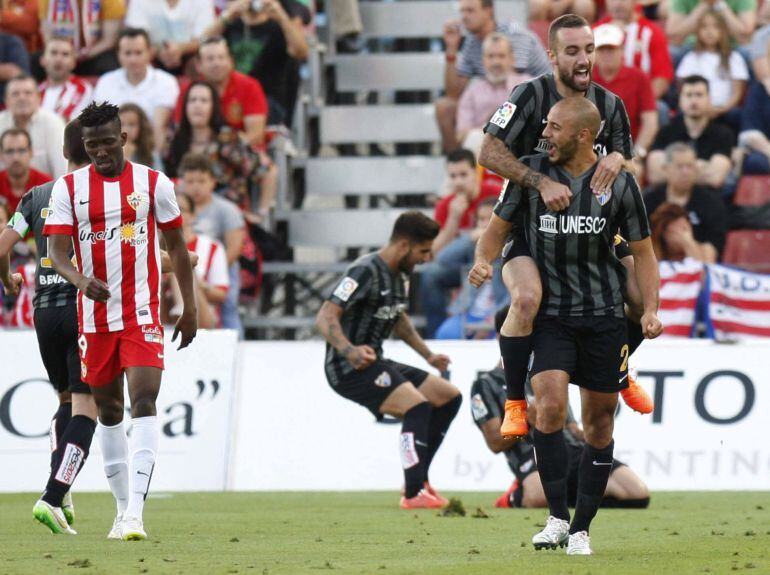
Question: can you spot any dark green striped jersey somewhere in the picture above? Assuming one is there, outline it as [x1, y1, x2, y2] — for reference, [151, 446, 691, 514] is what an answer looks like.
[484, 73, 634, 160]
[495, 154, 650, 318]
[7, 181, 76, 309]
[470, 367, 581, 477]
[324, 253, 409, 386]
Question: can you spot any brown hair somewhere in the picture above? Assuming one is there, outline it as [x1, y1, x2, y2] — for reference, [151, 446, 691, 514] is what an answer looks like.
[548, 14, 590, 51]
[695, 10, 731, 75]
[119, 103, 155, 167]
[650, 202, 690, 261]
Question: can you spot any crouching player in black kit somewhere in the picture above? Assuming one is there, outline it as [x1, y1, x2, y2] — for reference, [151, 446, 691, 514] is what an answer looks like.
[316, 212, 462, 509]
[471, 308, 650, 510]
[470, 98, 662, 554]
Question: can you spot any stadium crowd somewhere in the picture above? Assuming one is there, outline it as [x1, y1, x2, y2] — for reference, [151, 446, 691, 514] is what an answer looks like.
[0, 0, 767, 339]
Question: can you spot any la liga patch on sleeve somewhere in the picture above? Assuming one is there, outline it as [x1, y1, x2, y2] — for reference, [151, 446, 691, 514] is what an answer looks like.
[490, 102, 516, 128]
[333, 276, 359, 302]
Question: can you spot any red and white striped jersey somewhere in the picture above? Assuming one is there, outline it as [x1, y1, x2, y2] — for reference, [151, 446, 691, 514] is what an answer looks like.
[43, 162, 182, 333]
[40, 76, 94, 122]
[10, 262, 36, 328]
[187, 234, 229, 291]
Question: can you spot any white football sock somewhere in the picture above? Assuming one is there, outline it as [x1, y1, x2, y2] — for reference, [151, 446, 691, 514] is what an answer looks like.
[99, 419, 129, 515]
[126, 416, 158, 521]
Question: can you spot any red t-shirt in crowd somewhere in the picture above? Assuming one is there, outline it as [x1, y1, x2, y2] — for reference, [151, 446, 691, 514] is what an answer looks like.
[174, 71, 268, 132]
[593, 66, 656, 141]
[0, 168, 52, 213]
[434, 180, 501, 229]
[594, 15, 674, 83]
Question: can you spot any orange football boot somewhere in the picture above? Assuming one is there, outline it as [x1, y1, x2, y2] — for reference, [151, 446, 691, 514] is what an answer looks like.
[501, 399, 528, 438]
[620, 372, 654, 414]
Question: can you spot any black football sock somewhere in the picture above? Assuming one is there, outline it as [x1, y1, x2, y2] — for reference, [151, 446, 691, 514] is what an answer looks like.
[424, 394, 462, 480]
[570, 440, 615, 534]
[43, 416, 96, 507]
[627, 319, 644, 356]
[401, 401, 432, 498]
[532, 428, 570, 522]
[499, 334, 532, 401]
[49, 403, 72, 471]
[601, 496, 650, 508]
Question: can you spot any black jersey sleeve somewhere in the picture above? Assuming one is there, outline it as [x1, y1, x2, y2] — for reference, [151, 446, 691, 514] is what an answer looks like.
[617, 175, 650, 242]
[327, 265, 374, 309]
[608, 96, 634, 160]
[483, 80, 537, 152]
[470, 374, 505, 426]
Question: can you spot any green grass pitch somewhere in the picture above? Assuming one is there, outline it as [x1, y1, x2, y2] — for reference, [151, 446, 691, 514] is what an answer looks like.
[1, 492, 769, 574]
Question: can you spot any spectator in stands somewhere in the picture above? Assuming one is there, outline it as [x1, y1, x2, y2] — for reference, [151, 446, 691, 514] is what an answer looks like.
[191, 36, 269, 149]
[204, 0, 310, 126]
[592, 24, 658, 166]
[456, 33, 531, 156]
[167, 191, 229, 328]
[178, 152, 245, 332]
[119, 103, 160, 168]
[736, 66, 770, 175]
[433, 198, 508, 340]
[0, 0, 41, 53]
[650, 201, 717, 262]
[421, 149, 502, 337]
[0, 75, 66, 177]
[0, 32, 29, 100]
[529, 0, 596, 22]
[647, 75, 733, 189]
[666, 0, 756, 46]
[94, 28, 180, 154]
[749, 11, 770, 95]
[675, 10, 748, 128]
[645, 142, 726, 260]
[39, 37, 94, 122]
[166, 80, 274, 223]
[0, 128, 52, 212]
[126, 0, 215, 74]
[39, 0, 124, 76]
[594, 0, 674, 100]
[435, 0, 550, 153]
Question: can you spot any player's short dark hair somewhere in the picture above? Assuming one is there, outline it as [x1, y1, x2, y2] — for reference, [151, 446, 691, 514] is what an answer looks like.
[390, 211, 440, 244]
[78, 101, 121, 129]
[64, 119, 89, 166]
[548, 14, 590, 50]
[118, 27, 151, 49]
[447, 148, 477, 169]
[680, 75, 710, 92]
[494, 306, 508, 333]
[179, 152, 215, 177]
[0, 127, 31, 150]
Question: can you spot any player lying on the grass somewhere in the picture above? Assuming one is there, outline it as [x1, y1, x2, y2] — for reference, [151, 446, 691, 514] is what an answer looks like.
[316, 212, 462, 510]
[475, 14, 652, 439]
[471, 307, 650, 510]
[43, 102, 197, 542]
[0, 119, 199, 537]
[470, 97, 662, 555]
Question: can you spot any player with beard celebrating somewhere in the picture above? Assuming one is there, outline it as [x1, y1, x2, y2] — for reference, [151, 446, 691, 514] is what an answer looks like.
[475, 14, 652, 440]
[472, 97, 662, 555]
[316, 212, 462, 509]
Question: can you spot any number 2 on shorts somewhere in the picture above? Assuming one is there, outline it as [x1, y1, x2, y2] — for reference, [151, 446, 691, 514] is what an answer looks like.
[619, 344, 629, 372]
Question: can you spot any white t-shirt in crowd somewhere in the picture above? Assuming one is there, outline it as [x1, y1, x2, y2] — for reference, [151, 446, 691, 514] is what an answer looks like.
[93, 66, 180, 121]
[126, 0, 214, 46]
[676, 51, 749, 108]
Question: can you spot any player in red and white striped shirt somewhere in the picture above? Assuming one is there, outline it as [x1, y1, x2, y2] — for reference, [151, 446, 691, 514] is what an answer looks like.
[39, 38, 94, 122]
[44, 102, 197, 542]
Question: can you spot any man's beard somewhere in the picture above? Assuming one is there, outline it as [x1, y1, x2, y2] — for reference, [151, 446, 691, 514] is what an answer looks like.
[558, 66, 591, 93]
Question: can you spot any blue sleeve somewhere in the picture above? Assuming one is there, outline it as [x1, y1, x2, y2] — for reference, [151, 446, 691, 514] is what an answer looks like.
[3, 34, 30, 72]
[740, 82, 767, 134]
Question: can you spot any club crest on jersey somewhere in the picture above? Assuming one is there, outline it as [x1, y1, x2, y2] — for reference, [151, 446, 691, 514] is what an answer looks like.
[595, 189, 612, 206]
[539, 214, 558, 234]
[126, 191, 143, 211]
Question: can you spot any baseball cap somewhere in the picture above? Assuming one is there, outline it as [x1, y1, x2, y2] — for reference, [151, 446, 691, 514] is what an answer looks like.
[594, 24, 625, 48]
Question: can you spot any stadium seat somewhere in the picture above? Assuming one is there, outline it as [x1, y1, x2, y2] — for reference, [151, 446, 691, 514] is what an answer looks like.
[722, 230, 770, 273]
[305, 156, 445, 196]
[319, 105, 440, 144]
[334, 53, 444, 92]
[733, 175, 770, 206]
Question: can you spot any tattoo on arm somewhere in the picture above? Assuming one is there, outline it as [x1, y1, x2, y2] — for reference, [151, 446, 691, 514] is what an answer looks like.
[522, 169, 543, 190]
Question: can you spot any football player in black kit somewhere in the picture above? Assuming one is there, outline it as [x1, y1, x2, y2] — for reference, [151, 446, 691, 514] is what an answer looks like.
[316, 212, 462, 509]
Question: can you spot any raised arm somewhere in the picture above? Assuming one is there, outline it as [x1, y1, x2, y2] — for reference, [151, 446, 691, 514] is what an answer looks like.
[469, 213, 513, 287]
